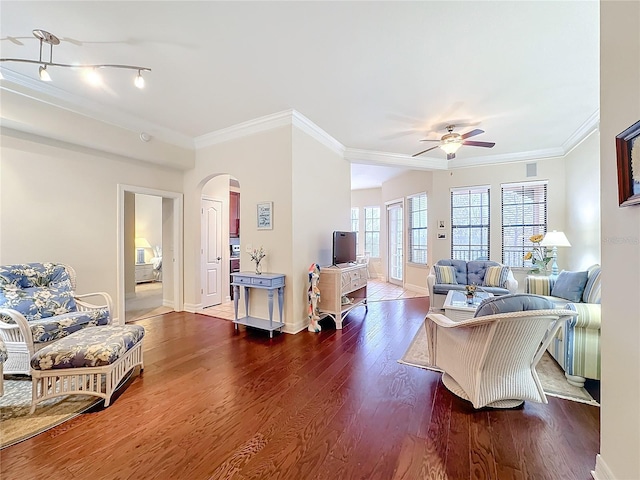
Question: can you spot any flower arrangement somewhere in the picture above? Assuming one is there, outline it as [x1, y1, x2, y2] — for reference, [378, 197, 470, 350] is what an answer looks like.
[464, 284, 478, 297]
[523, 234, 552, 274]
[249, 246, 266, 274]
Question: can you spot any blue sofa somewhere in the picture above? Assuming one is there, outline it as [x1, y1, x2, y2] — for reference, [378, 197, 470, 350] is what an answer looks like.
[427, 259, 518, 310]
[0, 262, 112, 375]
[525, 264, 601, 387]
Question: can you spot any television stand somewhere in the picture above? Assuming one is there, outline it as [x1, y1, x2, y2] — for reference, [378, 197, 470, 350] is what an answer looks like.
[317, 263, 368, 329]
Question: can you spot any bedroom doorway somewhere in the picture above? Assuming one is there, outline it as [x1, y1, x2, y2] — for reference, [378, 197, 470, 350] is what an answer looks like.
[117, 184, 183, 325]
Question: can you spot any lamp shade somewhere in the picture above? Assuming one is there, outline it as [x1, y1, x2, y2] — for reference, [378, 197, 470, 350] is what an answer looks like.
[440, 142, 462, 155]
[135, 237, 152, 248]
[539, 230, 571, 247]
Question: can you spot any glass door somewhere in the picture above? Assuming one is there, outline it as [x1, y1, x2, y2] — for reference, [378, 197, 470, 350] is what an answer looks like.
[387, 202, 403, 286]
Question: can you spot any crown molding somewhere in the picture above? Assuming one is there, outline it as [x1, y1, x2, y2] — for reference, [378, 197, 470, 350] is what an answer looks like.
[562, 109, 600, 154]
[447, 147, 566, 169]
[291, 110, 345, 157]
[194, 109, 346, 157]
[0, 69, 195, 149]
[345, 148, 448, 170]
[194, 110, 294, 149]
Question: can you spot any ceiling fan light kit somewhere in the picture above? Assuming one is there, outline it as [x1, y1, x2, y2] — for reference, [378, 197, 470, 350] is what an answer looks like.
[0, 29, 151, 89]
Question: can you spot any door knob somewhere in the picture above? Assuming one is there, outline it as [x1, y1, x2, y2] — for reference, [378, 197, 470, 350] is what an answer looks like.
[217, 256, 222, 261]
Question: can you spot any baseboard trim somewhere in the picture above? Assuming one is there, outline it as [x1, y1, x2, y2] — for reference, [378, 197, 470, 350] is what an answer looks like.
[183, 303, 201, 313]
[592, 454, 616, 480]
[162, 299, 174, 308]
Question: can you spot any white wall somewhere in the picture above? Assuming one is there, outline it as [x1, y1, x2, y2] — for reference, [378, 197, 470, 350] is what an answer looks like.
[597, 3, 640, 479]
[292, 126, 351, 332]
[564, 130, 601, 270]
[135, 194, 163, 264]
[0, 133, 185, 306]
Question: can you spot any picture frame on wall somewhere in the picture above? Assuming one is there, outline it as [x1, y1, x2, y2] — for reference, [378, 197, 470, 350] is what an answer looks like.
[615, 119, 640, 207]
[257, 201, 273, 230]
[437, 233, 447, 240]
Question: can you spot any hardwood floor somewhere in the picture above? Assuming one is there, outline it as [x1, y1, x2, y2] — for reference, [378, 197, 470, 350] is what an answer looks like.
[0, 297, 599, 480]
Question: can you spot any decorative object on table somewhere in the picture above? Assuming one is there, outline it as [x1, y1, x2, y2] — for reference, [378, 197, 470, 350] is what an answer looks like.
[249, 246, 266, 274]
[307, 263, 321, 333]
[615, 119, 640, 207]
[524, 234, 553, 274]
[539, 230, 571, 276]
[464, 284, 477, 304]
[257, 201, 273, 230]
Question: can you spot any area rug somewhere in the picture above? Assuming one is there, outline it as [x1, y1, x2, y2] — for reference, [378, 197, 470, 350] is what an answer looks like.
[0, 375, 101, 449]
[399, 325, 599, 406]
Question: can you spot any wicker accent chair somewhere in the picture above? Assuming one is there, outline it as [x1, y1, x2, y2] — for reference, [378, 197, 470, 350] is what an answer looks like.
[425, 294, 577, 409]
[0, 263, 112, 375]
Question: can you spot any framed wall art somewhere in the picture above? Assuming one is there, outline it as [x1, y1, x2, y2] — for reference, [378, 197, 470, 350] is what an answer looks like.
[616, 119, 640, 207]
[257, 201, 273, 230]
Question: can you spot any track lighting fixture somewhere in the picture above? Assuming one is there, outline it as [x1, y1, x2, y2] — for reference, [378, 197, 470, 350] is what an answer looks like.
[0, 29, 151, 87]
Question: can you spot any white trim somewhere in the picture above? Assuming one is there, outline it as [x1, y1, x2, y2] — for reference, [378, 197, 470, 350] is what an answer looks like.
[563, 109, 600, 154]
[447, 147, 565, 169]
[183, 303, 201, 313]
[291, 110, 346, 156]
[0, 71, 194, 149]
[501, 179, 549, 188]
[591, 454, 616, 480]
[283, 319, 309, 335]
[117, 185, 184, 324]
[345, 148, 448, 170]
[162, 299, 174, 308]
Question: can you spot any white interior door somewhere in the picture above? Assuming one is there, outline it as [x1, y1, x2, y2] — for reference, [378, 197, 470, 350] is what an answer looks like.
[387, 202, 403, 286]
[201, 198, 223, 308]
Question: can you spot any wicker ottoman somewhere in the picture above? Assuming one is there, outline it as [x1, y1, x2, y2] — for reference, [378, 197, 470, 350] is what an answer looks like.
[30, 325, 144, 413]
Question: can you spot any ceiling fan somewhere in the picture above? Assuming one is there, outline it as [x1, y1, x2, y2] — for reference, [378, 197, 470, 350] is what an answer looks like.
[412, 124, 495, 160]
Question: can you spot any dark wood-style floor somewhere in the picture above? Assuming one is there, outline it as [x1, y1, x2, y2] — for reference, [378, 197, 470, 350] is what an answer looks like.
[1, 297, 599, 480]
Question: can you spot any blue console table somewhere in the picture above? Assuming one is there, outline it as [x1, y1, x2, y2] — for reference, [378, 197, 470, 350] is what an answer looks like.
[231, 272, 285, 338]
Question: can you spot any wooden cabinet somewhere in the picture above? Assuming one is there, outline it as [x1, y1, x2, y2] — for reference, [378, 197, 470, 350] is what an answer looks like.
[317, 264, 368, 329]
[230, 191, 240, 237]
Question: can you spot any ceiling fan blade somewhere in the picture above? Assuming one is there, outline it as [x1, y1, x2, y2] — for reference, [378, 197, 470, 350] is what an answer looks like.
[419, 139, 441, 142]
[412, 145, 440, 157]
[447, 153, 456, 160]
[462, 140, 496, 148]
[460, 129, 484, 140]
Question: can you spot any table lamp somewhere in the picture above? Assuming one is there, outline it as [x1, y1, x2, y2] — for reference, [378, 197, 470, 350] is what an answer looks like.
[539, 231, 571, 276]
[135, 237, 152, 264]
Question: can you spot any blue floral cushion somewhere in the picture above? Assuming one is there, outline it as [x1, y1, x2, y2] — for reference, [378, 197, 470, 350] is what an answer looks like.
[29, 308, 110, 344]
[0, 263, 77, 320]
[31, 325, 145, 370]
[0, 338, 7, 363]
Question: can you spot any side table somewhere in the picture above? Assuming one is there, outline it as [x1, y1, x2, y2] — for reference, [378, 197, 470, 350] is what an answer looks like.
[232, 272, 285, 338]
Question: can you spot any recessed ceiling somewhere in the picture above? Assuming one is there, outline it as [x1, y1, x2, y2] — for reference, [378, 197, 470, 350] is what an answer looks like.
[0, 1, 599, 189]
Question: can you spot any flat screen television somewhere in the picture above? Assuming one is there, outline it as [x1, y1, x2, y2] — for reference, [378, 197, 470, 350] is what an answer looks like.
[333, 231, 357, 265]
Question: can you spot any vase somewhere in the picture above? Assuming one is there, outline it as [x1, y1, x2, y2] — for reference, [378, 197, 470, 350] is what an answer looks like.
[255, 261, 262, 275]
[466, 294, 474, 305]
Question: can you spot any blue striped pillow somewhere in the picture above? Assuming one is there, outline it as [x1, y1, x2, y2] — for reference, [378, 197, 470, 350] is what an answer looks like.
[582, 265, 601, 304]
[434, 265, 458, 285]
[483, 266, 510, 288]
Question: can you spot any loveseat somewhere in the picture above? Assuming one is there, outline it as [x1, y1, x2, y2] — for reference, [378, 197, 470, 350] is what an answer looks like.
[0, 262, 113, 375]
[525, 264, 601, 387]
[427, 259, 518, 310]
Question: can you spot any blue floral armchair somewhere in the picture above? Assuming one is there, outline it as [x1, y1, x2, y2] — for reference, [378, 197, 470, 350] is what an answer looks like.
[0, 263, 112, 375]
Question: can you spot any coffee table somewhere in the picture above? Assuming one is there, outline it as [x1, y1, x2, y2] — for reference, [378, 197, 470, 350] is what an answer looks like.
[442, 290, 493, 321]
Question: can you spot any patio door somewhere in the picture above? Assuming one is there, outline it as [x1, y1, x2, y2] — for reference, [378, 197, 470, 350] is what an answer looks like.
[387, 201, 403, 286]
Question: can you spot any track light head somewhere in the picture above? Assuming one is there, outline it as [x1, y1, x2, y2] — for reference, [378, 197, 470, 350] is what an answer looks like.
[134, 70, 145, 89]
[38, 65, 51, 81]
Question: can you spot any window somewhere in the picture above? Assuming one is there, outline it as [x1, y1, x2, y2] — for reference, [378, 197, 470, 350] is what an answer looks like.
[364, 206, 380, 258]
[502, 181, 548, 267]
[451, 186, 490, 261]
[351, 207, 359, 252]
[408, 193, 427, 264]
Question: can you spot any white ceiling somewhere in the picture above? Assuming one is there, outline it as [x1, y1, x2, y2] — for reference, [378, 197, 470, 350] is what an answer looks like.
[0, 1, 599, 189]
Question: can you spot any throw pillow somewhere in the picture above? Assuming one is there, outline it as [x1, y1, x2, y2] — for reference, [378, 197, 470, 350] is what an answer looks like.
[434, 265, 458, 285]
[551, 270, 589, 303]
[483, 266, 510, 288]
[475, 294, 555, 317]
